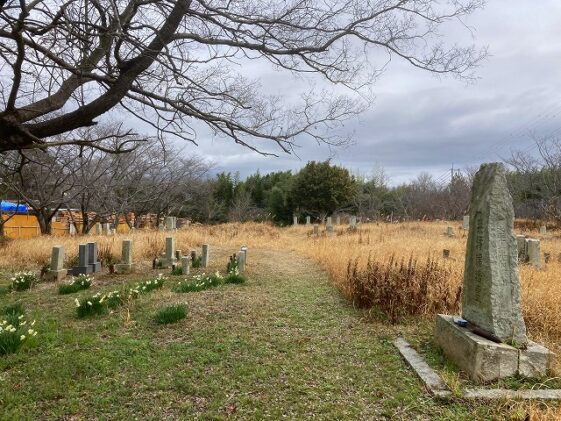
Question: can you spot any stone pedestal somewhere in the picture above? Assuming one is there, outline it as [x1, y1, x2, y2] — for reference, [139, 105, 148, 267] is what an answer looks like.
[44, 269, 67, 282]
[434, 315, 552, 383]
[115, 239, 135, 273]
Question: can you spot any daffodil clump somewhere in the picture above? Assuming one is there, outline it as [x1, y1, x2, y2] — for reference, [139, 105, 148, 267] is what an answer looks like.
[0, 303, 38, 355]
[11, 271, 38, 291]
[137, 274, 166, 293]
[75, 292, 107, 317]
[75, 275, 167, 318]
[224, 257, 246, 284]
[58, 274, 93, 295]
[174, 272, 223, 293]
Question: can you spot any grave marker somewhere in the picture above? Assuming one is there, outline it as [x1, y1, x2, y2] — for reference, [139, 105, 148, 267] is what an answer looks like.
[44, 246, 67, 281]
[434, 163, 552, 382]
[202, 244, 210, 268]
[72, 244, 93, 275]
[115, 239, 135, 273]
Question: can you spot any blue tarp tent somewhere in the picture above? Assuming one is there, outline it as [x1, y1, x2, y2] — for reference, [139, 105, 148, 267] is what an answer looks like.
[1, 201, 28, 213]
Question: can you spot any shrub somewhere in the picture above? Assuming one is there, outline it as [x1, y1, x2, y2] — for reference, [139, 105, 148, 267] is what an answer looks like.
[345, 254, 461, 323]
[191, 255, 202, 268]
[0, 304, 37, 355]
[154, 304, 187, 324]
[75, 293, 108, 318]
[58, 274, 93, 295]
[11, 272, 38, 291]
[224, 273, 246, 284]
[175, 272, 222, 293]
[171, 266, 183, 276]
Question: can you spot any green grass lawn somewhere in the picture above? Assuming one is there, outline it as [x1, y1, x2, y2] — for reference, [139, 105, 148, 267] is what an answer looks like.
[0, 248, 534, 419]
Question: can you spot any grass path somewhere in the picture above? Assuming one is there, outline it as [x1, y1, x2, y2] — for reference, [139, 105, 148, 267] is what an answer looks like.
[1, 247, 507, 419]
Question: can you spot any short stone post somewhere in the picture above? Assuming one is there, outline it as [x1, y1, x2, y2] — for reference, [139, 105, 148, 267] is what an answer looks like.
[516, 235, 527, 262]
[237, 252, 246, 274]
[115, 239, 135, 273]
[526, 239, 541, 269]
[540, 225, 547, 235]
[313, 224, 319, 236]
[349, 216, 357, 230]
[101, 223, 109, 235]
[69, 223, 77, 236]
[326, 225, 334, 236]
[175, 250, 182, 260]
[95, 223, 102, 235]
[293, 216, 298, 226]
[240, 246, 248, 263]
[463, 215, 470, 230]
[442, 249, 450, 258]
[202, 244, 210, 268]
[44, 246, 67, 281]
[446, 226, 455, 237]
[181, 256, 190, 275]
[336, 215, 341, 225]
[165, 216, 175, 231]
[305, 216, 311, 225]
[326, 216, 332, 226]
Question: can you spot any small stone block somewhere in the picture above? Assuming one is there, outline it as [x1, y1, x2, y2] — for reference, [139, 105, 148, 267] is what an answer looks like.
[519, 340, 554, 378]
[43, 269, 67, 282]
[434, 314, 518, 383]
[115, 263, 135, 274]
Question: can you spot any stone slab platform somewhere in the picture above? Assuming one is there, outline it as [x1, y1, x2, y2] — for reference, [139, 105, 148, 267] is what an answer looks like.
[394, 337, 561, 401]
[434, 314, 553, 383]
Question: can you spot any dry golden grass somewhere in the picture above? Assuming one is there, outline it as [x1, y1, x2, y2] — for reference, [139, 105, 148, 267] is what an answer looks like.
[1, 220, 560, 365]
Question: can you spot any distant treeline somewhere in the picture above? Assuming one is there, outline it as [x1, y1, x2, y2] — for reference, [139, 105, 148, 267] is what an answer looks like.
[186, 160, 561, 225]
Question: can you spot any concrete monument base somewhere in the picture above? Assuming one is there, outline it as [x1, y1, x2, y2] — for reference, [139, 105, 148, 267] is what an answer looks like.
[434, 315, 553, 383]
[115, 263, 135, 274]
[43, 269, 67, 282]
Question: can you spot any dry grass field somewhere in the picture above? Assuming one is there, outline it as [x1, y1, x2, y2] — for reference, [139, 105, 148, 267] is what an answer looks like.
[1, 221, 561, 419]
[2, 220, 560, 360]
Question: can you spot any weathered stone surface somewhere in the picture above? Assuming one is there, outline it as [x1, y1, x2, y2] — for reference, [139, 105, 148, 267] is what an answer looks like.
[434, 315, 518, 383]
[446, 226, 455, 237]
[336, 215, 341, 225]
[519, 341, 553, 378]
[238, 250, 246, 273]
[87, 242, 101, 273]
[526, 239, 541, 269]
[305, 216, 311, 225]
[326, 225, 334, 236]
[159, 237, 177, 268]
[462, 163, 527, 344]
[516, 235, 527, 262]
[540, 225, 547, 235]
[463, 215, 470, 230]
[293, 216, 298, 225]
[202, 244, 209, 267]
[44, 245, 68, 281]
[51, 245, 65, 271]
[326, 216, 332, 226]
[181, 256, 190, 275]
[116, 239, 134, 273]
[349, 216, 357, 228]
[95, 223, 102, 235]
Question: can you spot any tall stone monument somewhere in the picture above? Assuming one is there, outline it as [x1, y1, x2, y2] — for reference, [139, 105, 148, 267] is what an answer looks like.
[434, 163, 552, 382]
[462, 163, 526, 344]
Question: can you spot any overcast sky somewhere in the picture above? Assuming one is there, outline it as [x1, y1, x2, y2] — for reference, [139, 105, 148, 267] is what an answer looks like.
[176, 0, 561, 186]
